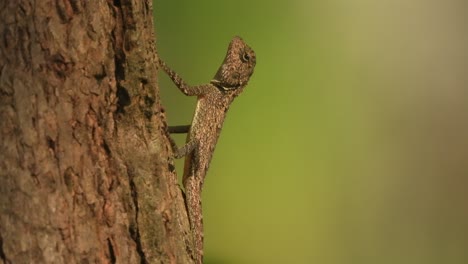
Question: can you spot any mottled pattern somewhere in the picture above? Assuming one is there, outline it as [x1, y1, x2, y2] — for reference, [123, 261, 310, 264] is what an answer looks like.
[161, 36, 256, 264]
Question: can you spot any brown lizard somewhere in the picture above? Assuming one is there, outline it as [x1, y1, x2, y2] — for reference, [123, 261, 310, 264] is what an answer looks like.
[160, 36, 256, 263]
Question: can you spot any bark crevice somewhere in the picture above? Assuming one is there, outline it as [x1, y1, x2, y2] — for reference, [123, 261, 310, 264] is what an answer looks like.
[0, 234, 9, 264]
[128, 167, 148, 264]
[107, 238, 116, 264]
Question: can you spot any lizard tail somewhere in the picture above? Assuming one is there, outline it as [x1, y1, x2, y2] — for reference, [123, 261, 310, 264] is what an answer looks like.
[184, 176, 204, 264]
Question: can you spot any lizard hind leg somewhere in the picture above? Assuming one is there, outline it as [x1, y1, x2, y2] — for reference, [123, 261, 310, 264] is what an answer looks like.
[173, 140, 197, 159]
[167, 127, 196, 159]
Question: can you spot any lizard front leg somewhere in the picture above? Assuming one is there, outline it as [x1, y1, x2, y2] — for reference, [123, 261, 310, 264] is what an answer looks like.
[159, 60, 212, 96]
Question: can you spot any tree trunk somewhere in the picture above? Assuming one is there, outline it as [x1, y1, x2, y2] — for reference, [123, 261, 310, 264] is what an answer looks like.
[0, 1, 193, 263]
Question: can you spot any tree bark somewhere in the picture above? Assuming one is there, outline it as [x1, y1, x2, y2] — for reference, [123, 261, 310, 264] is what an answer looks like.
[0, 1, 192, 263]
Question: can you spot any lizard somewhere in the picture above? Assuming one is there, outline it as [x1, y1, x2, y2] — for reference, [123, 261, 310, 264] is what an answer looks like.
[160, 36, 256, 263]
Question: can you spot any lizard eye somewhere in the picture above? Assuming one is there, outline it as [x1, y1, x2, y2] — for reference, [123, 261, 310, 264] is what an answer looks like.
[241, 52, 250, 62]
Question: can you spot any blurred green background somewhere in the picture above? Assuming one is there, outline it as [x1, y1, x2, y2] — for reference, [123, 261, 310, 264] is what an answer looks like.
[155, 0, 468, 263]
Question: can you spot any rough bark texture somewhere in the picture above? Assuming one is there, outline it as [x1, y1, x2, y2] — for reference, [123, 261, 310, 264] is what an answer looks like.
[0, 1, 193, 263]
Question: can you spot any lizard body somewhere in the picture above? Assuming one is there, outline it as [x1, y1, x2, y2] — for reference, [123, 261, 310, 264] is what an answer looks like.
[160, 36, 256, 264]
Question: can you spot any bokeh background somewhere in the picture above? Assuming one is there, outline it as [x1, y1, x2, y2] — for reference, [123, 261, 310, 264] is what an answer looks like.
[155, 1, 468, 263]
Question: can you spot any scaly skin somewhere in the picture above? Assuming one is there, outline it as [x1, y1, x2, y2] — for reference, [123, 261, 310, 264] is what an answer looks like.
[160, 36, 256, 264]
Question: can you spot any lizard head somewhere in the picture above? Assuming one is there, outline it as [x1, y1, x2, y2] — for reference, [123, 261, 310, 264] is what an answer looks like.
[211, 36, 256, 90]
